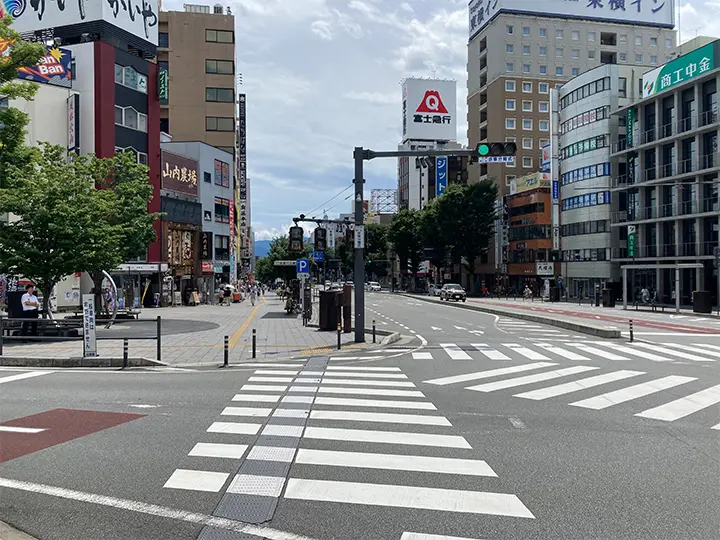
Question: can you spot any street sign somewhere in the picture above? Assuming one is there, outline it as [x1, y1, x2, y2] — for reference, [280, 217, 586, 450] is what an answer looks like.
[628, 225, 637, 258]
[82, 294, 97, 358]
[354, 225, 365, 249]
[274, 260, 296, 267]
[476, 156, 514, 163]
[314, 251, 324, 263]
[435, 157, 448, 197]
[296, 258, 310, 274]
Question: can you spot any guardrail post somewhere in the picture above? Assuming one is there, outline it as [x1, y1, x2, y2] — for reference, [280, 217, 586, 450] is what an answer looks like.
[156, 316, 162, 362]
[252, 329, 257, 359]
[224, 335, 229, 366]
[337, 322, 341, 350]
[629, 320, 634, 342]
[123, 338, 129, 369]
[372, 319, 376, 343]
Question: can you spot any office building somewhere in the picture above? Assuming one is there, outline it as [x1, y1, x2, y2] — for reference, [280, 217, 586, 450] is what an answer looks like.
[467, 0, 676, 286]
[610, 39, 720, 304]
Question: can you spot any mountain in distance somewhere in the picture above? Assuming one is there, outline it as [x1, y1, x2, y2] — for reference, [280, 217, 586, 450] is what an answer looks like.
[254, 240, 272, 258]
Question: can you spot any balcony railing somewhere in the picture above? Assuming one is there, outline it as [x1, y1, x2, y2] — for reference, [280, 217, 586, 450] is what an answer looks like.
[611, 108, 719, 152]
[612, 242, 709, 259]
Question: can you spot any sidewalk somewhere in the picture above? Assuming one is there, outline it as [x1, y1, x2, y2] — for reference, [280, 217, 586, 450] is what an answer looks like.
[0, 295, 380, 367]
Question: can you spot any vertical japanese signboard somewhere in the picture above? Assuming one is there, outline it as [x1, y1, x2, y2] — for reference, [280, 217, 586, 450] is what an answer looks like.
[435, 157, 447, 197]
[82, 294, 97, 357]
[628, 225, 637, 258]
[67, 93, 79, 155]
[238, 93, 249, 262]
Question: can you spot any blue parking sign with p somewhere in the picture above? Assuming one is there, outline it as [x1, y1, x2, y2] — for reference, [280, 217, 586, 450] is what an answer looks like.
[296, 258, 309, 274]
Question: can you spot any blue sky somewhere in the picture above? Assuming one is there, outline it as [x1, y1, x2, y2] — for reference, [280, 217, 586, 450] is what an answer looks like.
[164, 0, 716, 240]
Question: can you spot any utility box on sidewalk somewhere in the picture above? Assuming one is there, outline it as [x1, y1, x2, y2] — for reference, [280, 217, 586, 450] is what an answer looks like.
[342, 285, 352, 333]
[602, 289, 615, 308]
[693, 290, 712, 313]
[318, 291, 340, 331]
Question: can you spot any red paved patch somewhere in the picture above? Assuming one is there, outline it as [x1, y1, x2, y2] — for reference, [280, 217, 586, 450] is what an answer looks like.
[0, 408, 145, 463]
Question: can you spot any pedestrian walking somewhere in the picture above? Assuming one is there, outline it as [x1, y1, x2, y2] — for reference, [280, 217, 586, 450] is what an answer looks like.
[223, 286, 232, 306]
[21, 284, 40, 336]
[249, 285, 257, 306]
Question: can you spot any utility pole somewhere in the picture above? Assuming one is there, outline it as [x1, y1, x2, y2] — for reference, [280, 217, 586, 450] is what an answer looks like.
[353, 147, 365, 343]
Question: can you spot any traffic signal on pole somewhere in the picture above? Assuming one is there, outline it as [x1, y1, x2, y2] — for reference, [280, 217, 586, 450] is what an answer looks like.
[289, 226, 304, 252]
[314, 228, 327, 252]
[476, 142, 517, 157]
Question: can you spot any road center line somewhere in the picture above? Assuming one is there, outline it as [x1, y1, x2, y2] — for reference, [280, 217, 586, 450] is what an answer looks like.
[0, 477, 318, 540]
[0, 371, 52, 385]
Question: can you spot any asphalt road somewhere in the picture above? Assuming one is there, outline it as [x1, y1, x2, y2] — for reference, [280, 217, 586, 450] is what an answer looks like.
[0, 295, 718, 540]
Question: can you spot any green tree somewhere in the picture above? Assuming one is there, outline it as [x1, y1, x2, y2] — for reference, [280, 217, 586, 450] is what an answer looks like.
[364, 223, 388, 280]
[254, 236, 313, 285]
[388, 209, 423, 291]
[0, 144, 120, 315]
[418, 201, 447, 283]
[434, 181, 498, 294]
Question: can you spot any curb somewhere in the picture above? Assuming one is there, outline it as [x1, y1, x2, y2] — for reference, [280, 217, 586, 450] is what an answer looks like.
[0, 356, 166, 368]
[401, 294, 621, 339]
[306, 323, 394, 337]
[0, 521, 37, 540]
[381, 332, 402, 345]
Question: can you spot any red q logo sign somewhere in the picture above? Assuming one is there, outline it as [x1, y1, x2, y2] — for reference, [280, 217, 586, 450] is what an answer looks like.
[416, 90, 449, 114]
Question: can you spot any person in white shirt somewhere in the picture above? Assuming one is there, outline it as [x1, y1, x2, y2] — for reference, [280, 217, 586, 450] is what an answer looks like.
[21, 284, 40, 336]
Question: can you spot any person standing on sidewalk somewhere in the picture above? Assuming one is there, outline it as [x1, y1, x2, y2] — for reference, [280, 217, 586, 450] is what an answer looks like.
[249, 284, 257, 306]
[21, 284, 40, 336]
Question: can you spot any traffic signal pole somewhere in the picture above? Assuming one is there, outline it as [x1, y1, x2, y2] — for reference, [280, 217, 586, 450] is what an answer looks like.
[353, 147, 366, 343]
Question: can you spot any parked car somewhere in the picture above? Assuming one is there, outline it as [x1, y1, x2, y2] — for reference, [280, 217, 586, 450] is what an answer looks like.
[440, 284, 467, 302]
[366, 281, 381, 292]
[428, 284, 442, 296]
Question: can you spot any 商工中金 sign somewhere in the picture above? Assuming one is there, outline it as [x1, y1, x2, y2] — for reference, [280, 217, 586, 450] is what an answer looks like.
[643, 41, 716, 97]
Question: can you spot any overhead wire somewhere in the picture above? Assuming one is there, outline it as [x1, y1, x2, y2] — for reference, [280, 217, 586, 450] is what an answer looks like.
[303, 184, 353, 218]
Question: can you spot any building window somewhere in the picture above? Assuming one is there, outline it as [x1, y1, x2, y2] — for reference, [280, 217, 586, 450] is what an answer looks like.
[523, 63, 531, 73]
[650, 55, 658, 65]
[206, 87, 235, 102]
[206, 116, 235, 131]
[523, 156, 533, 168]
[523, 45, 531, 55]
[539, 82, 549, 93]
[505, 118, 516, 129]
[506, 43, 514, 53]
[556, 29, 563, 39]
[206, 29, 234, 43]
[588, 49, 596, 59]
[523, 26, 530, 36]
[665, 37, 673, 48]
[619, 53, 627, 62]
[619, 34, 627, 44]
[556, 66, 564, 76]
[505, 136, 517, 143]
[588, 31, 596, 42]
[114, 106, 147, 132]
[572, 49, 579, 59]
[539, 138, 550, 148]
[539, 120, 549, 131]
[635, 36, 642, 46]
[114, 64, 147, 94]
[556, 47, 563, 58]
[522, 100, 533, 112]
[214, 199, 231, 223]
[539, 65, 547, 74]
[539, 28, 547, 37]
[204, 171, 212, 183]
[160, 117, 169, 133]
[635, 53, 643, 63]
[158, 32, 169, 48]
[522, 119, 533, 130]
[539, 46, 547, 57]
[522, 137, 533, 149]
[507, 25, 514, 34]
[214, 235, 230, 260]
[506, 175, 516, 185]
[650, 37, 658, 47]
[522, 81, 532, 93]
[506, 80, 516, 92]
[572, 67, 579, 77]
[115, 146, 148, 165]
[506, 62, 514, 73]
[205, 59, 234, 74]
[539, 101, 549, 113]
[572, 30, 579, 40]
[505, 99, 516, 111]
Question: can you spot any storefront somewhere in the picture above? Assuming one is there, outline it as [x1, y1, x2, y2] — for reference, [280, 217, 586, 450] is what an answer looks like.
[110, 263, 169, 308]
[164, 222, 200, 306]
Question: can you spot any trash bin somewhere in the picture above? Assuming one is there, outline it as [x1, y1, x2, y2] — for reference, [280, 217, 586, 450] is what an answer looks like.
[319, 291, 340, 331]
[602, 289, 615, 308]
[693, 290, 712, 314]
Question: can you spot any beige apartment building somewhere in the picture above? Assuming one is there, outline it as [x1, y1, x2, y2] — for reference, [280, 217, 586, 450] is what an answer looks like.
[158, 4, 236, 156]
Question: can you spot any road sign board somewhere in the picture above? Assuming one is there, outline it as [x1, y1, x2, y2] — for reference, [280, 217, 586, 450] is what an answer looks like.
[354, 225, 365, 249]
[274, 260, 296, 267]
[314, 251, 324, 263]
[627, 226, 637, 258]
[296, 258, 309, 274]
[477, 156, 513, 163]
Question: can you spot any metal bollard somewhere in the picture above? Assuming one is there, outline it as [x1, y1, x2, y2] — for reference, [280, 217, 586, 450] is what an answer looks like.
[337, 322, 341, 350]
[123, 338, 129, 369]
[224, 335, 229, 366]
[252, 329, 257, 359]
[0, 316, 4, 356]
[372, 320, 376, 343]
[629, 320, 634, 342]
[156, 316, 162, 362]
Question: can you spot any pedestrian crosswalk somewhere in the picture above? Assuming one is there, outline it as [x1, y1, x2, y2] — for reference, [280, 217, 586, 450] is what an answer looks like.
[424, 361, 720, 431]
[408, 341, 720, 364]
[162, 360, 536, 530]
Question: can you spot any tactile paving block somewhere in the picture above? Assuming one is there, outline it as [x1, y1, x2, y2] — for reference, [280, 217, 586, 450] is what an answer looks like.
[214, 493, 279, 524]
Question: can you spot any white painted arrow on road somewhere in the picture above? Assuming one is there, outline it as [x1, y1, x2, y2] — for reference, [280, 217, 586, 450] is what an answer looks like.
[454, 326, 467, 330]
[431, 326, 443, 331]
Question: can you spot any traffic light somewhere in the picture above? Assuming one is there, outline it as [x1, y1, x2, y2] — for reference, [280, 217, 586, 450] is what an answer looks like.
[314, 228, 327, 252]
[476, 142, 517, 157]
[289, 226, 304, 252]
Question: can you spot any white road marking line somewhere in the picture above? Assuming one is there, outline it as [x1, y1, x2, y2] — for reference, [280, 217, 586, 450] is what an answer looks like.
[712, 423, 720, 430]
[253, 370, 299, 375]
[240, 384, 288, 392]
[0, 426, 46, 434]
[262, 425, 304, 437]
[316, 379, 415, 388]
[431, 326, 443, 331]
[502, 344, 551, 361]
[424, 362, 556, 386]
[232, 394, 280, 403]
[440, 343, 472, 360]
[534, 343, 590, 361]
[631, 342, 713, 362]
[570, 375, 697, 410]
[662, 343, 720, 360]
[412, 352, 433, 360]
[309, 410, 451, 426]
[227, 474, 286, 497]
[289, 386, 319, 392]
[454, 326, 466, 330]
[401, 532, 486, 540]
[567, 343, 628, 361]
[697, 344, 720, 351]
[273, 409, 309, 418]
[589, 342, 674, 363]
[468, 366, 599, 393]
[326, 366, 402, 372]
[247, 446, 297, 463]
[248, 377, 295, 383]
[635, 384, 720, 422]
[188, 443, 248, 459]
[206, 422, 261, 435]
[163, 469, 229, 492]
[514, 370, 645, 400]
[0, 477, 318, 540]
[295, 448, 496, 477]
[236, 363, 307, 368]
[470, 344, 510, 360]
[221, 407, 273, 417]
[313, 397, 436, 410]
[329, 357, 360, 361]
[283, 479, 534, 518]
[295, 378, 321, 384]
[323, 372, 408, 379]
[316, 387, 425, 398]
[282, 396, 315, 404]
[304, 427, 471, 449]
[0, 371, 52, 385]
